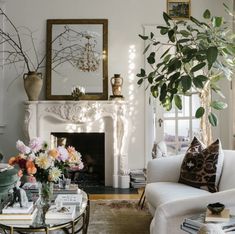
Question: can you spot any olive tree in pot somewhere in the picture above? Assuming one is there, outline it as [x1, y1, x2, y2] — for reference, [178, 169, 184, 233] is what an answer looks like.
[137, 5, 235, 145]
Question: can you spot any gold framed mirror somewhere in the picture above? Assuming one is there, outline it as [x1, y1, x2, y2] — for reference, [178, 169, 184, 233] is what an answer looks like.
[46, 19, 108, 100]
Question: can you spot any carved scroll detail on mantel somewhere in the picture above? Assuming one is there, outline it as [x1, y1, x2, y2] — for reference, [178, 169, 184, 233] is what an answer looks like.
[45, 103, 103, 123]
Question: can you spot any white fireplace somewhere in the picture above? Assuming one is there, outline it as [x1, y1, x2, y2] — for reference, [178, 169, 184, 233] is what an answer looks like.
[24, 100, 130, 188]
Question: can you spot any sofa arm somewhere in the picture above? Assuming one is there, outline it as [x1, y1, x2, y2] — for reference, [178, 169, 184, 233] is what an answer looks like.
[153, 189, 235, 234]
[147, 154, 184, 183]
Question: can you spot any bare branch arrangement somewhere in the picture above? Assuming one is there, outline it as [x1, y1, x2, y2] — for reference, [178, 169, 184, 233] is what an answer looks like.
[0, 8, 92, 78]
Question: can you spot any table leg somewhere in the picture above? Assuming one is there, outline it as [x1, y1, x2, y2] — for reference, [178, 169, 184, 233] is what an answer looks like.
[72, 220, 75, 234]
[138, 188, 145, 209]
[141, 196, 146, 209]
[82, 199, 90, 234]
[46, 227, 50, 234]
[10, 226, 14, 234]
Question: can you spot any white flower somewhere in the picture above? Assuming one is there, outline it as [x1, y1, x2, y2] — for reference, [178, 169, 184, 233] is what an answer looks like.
[29, 137, 43, 153]
[35, 153, 52, 169]
[49, 167, 62, 182]
[16, 140, 31, 154]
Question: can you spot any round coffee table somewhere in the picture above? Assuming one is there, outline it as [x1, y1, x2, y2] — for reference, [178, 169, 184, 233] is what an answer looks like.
[0, 190, 89, 234]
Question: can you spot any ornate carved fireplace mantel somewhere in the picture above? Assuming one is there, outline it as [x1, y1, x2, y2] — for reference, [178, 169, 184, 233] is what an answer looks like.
[24, 101, 130, 188]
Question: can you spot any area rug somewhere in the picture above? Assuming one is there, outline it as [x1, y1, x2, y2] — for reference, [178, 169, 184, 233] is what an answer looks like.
[88, 200, 152, 234]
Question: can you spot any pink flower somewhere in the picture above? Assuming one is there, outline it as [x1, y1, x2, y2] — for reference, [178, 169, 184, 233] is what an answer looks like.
[67, 146, 76, 154]
[29, 137, 43, 153]
[16, 140, 31, 154]
[79, 162, 84, 170]
[57, 146, 69, 162]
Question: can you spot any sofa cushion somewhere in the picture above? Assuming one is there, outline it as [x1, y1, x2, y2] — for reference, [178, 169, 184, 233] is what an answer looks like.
[145, 182, 210, 210]
[178, 137, 224, 193]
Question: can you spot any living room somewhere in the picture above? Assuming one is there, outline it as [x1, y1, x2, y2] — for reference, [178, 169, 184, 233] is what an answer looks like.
[0, 0, 235, 233]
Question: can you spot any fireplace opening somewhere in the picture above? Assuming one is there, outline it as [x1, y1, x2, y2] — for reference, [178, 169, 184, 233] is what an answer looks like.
[51, 132, 105, 186]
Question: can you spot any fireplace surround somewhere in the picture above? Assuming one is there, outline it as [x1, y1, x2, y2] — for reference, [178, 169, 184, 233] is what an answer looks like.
[24, 100, 130, 188]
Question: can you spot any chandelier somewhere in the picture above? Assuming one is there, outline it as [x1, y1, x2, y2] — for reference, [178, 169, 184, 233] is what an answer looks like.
[77, 35, 101, 72]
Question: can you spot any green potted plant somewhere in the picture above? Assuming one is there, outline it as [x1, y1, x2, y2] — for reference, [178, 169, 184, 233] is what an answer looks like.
[137, 4, 235, 145]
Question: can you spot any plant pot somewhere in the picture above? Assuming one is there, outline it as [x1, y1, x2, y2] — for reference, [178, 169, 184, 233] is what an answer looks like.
[23, 71, 43, 101]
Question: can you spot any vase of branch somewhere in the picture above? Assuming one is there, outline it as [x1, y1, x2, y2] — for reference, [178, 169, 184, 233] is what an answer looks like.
[23, 71, 43, 101]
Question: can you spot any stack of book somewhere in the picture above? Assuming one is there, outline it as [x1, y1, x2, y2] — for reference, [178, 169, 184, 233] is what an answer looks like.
[55, 194, 82, 206]
[22, 182, 79, 201]
[0, 202, 37, 225]
[130, 169, 146, 188]
[45, 204, 76, 225]
[181, 210, 235, 233]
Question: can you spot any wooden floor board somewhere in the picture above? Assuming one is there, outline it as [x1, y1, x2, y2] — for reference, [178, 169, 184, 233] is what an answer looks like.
[89, 188, 143, 200]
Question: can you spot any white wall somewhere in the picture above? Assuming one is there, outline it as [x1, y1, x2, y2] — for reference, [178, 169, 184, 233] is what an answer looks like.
[0, 1, 5, 135]
[0, 0, 232, 168]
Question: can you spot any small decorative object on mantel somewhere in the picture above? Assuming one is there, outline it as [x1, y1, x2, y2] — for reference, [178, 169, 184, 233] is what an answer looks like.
[71, 86, 86, 100]
[110, 74, 124, 100]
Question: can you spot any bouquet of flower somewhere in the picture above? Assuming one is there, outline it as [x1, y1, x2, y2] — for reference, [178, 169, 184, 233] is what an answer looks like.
[8, 138, 84, 184]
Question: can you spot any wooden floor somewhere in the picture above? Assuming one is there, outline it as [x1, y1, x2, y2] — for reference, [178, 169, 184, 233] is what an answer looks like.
[89, 188, 143, 200]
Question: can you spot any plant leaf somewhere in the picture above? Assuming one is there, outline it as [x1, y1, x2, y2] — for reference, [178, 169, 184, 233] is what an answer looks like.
[137, 78, 144, 85]
[208, 112, 218, 127]
[191, 62, 206, 73]
[160, 47, 171, 59]
[195, 75, 208, 82]
[190, 16, 202, 27]
[212, 17, 223, 28]
[193, 78, 203, 89]
[153, 41, 160, 46]
[203, 9, 211, 19]
[163, 12, 172, 26]
[207, 47, 218, 70]
[155, 75, 165, 82]
[174, 95, 182, 110]
[210, 101, 228, 110]
[195, 107, 205, 118]
[181, 75, 192, 92]
[143, 44, 151, 54]
[147, 52, 155, 64]
[164, 54, 171, 63]
[139, 34, 148, 40]
[137, 68, 146, 77]
[168, 30, 175, 42]
[160, 84, 167, 102]
[179, 30, 190, 37]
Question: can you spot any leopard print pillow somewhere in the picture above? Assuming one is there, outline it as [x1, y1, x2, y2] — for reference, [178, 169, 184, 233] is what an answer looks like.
[178, 137, 224, 193]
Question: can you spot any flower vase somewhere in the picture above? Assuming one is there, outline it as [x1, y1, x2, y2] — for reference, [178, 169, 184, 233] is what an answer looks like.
[37, 182, 53, 223]
[38, 182, 53, 207]
[23, 71, 43, 101]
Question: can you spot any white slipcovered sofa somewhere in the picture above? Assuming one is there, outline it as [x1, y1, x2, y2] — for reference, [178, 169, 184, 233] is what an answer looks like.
[146, 150, 235, 234]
